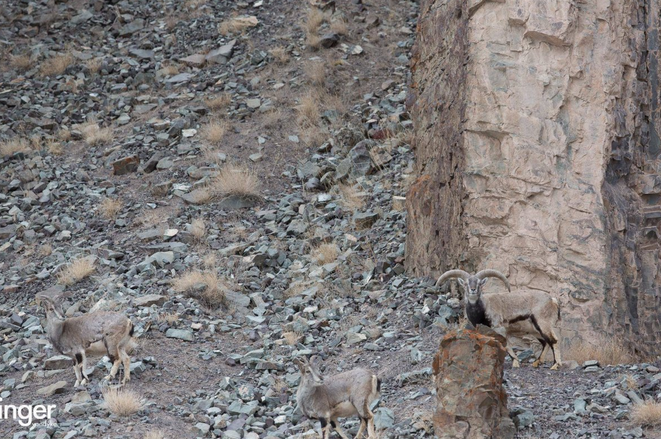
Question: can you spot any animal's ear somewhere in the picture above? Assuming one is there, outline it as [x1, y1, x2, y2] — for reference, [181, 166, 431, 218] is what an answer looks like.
[457, 278, 466, 287]
[479, 278, 488, 287]
[294, 358, 306, 373]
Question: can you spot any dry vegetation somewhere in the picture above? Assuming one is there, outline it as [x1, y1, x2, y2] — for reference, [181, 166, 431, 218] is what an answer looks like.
[206, 164, 260, 199]
[172, 270, 228, 309]
[78, 122, 113, 146]
[99, 198, 123, 219]
[144, 431, 166, 439]
[189, 218, 206, 242]
[40, 52, 74, 77]
[200, 120, 229, 145]
[56, 257, 96, 286]
[46, 138, 63, 155]
[0, 137, 31, 156]
[304, 61, 326, 87]
[102, 388, 144, 417]
[10, 54, 32, 71]
[269, 46, 290, 64]
[205, 93, 232, 111]
[219, 16, 259, 36]
[312, 243, 339, 265]
[338, 183, 365, 210]
[282, 331, 300, 346]
[330, 17, 349, 35]
[86, 57, 103, 74]
[564, 336, 634, 366]
[630, 400, 661, 427]
[296, 91, 321, 127]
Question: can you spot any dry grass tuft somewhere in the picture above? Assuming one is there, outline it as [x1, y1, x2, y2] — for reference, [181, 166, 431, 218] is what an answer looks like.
[630, 400, 661, 427]
[300, 124, 329, 148]
[160, 64, 179, 76]
[99, 198, 122, 219]
[200, 120, 229, 145]
[564, 335, 634, 366]
[0, 137, 31, 156]
[219, 16, 259, 36]
[330, 17, 349, 35]
[78, 122, 113, 146]
[205, 93, 232, 111]
[304, 62, 325, 87]
[40, 52, 74, 77]
[269, 46, 290, 64]
[39, 244, 53, 257]
[306, 8, 326, 35]
[306, 33, 323, 50]
[190, 218, 206, 242]
[57, 257, 96, 286]
[102, 388, 144, 417]
[86, 57, 103, 74]
[206, 164, 260, 198]
[58, 129, 72, 142]
[158, 312, 180, 324]
[312, 243, 339, 265]
[10, 54, 32, 71]
[297, 91, 320, 127]
[172, 270, 228, 309]
[622, 373, 638, 390]
[202, 252, 217, 269]
[144, 430, 166, 439]
[338, 183, 365, 210]
[282, 331, 300, 345]
[46, 138, 63, 155]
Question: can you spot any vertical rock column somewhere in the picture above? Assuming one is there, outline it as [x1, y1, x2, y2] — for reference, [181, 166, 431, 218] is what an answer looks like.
[407, 0, 661, 354]
[432, 327, 515, 439]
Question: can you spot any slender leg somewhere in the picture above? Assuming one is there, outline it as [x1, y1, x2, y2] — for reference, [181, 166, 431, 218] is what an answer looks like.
[73, 352, 83, 387]
[120, 350, 131, 384]
[80, 351, 90, 385]
[367, 416, 377, 439]
[331, 419, 351, 439]
[550, 343, 562, 370]
[506, 345, 520, 368]
[532, 340, 548, 368]
[355, 418, 366, 439]
[73, 364, 82, 388]
[104, 351, 122, 382]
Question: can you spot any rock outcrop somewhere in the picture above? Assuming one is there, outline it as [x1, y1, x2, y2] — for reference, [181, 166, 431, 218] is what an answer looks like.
[407, 0, 661, 355]
[432, 327, 515, 439]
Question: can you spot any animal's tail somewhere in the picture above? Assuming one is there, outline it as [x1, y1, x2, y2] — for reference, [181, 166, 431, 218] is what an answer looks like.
[372, 375, 381, 398]
[128, 320, 135, 337]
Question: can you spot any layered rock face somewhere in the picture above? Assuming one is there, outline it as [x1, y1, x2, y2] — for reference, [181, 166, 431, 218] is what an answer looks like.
[432, 327, 516, 439]
[408, 0, 661, 354]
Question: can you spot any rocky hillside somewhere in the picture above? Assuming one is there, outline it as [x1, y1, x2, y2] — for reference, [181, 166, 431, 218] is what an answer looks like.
[0, 0, 660, 438]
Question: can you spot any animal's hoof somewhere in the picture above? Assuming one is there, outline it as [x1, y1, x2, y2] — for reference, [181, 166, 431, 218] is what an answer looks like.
[74, 381, 80, 388]
[512, 361, 521, 368]
[103, 375, 112, 382]
[80, 378, 88, 385]
[532, 361, 540, 368]
[550, 364, 559, 371]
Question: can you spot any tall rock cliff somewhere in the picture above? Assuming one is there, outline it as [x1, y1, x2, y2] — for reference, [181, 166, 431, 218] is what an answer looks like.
[407, 0, 661, 354]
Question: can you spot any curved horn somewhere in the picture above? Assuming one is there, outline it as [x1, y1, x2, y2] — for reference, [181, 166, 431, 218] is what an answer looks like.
[475, 269, 511, 291]
[435, 270, 471, 286]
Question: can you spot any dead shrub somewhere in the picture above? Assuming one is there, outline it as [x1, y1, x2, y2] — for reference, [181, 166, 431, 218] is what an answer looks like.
[200, 120, 229, 145]
[330, 17, 348, 35]
[99, 198, 122, 219]
[46, 138, 63, 155]
[78, 122, 113, 146]
[205, 93, 232, 111]
[312, 243, 339, 265]
[57, 257, 96, 286]
[144, 431, 166, 439]
[206, 164, 260, 198]
[172, 270, 228, 309]
[306, 7, 326, 35]
[296, 91, 320, 127]
[86, 57, 103, 75]
[282, 331, 300, 346]
[564, 335, 634, 366]
[304, 61, 325, 87]
[0, 137, 31, 156]
[219, 16, 258, 36]
[338, 183, 365, 210]
[189, 218, 206, 242]
[269, 46, 290, 64]
[40, 52, 74, 77]
[630, 400, 661, 427]
[10, 54, 32, 71]
[39, 244, 53, 257]
[102, 388, 144, 417]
